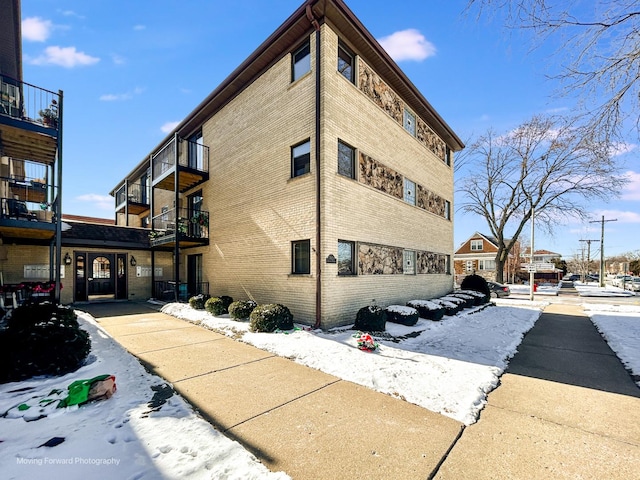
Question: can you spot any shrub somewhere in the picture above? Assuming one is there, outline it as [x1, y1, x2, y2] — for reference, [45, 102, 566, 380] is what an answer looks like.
[249, 304, 294, 332]
[385, 305, 419, 326]
[354, 305, 387, 331]
[0, 302, 91, 383]
[447, 292, 476, 309]
[228, 300, 257, 320]
[458, 289, 488, 306]
[205, 297, 229, 316]
[433, 298, 461, 316]
[460, 274, 491, 303]
[189, 294, 210, 310]
[407, 300, 445, 321]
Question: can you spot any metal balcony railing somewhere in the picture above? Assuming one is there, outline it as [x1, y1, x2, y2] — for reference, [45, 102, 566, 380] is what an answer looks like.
[0, 74, 60, 130]
[151, 136, 209, 183]
[150, 207, 209, 240]
[115, 181, 149, 208]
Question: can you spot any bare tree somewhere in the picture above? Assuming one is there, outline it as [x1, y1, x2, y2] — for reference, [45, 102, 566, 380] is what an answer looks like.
[466, 0, 640, 142]
[458, 115, 627, 282]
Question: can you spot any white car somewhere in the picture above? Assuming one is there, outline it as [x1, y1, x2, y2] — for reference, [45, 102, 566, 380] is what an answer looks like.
[612, 275, 634, 287]
[625, 277, 640, 292]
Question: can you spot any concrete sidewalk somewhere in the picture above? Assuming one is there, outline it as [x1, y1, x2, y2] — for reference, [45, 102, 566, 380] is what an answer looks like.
[80, 302, 463, 479]
[80, 302, 640, 479]
[436, 304, 640, 479]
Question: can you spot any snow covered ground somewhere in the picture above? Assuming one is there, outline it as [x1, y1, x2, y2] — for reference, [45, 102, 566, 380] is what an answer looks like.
[1, 297, 638, 479]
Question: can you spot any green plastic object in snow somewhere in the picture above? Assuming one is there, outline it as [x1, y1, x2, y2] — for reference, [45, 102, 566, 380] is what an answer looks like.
[64, 374, 112, 407]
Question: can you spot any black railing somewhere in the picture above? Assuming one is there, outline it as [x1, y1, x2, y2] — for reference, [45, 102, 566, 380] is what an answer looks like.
[0, 197, 54, 222]
[150, 207, 209, 240]
[154, 281, 209, 302]
[0, 74, 60, 130]
[151, 136, 209, 183]
[115, 181, 149, 208]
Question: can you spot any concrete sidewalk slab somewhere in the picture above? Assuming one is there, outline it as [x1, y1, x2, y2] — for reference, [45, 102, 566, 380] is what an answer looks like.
[174, 356, 339, 431]
[96, 316, 195, 336]
[488, 373, 640, 445]
[228, 380, 463, 480]
[135, 337, 275, 382]
[434, 404, 639, 480]
[108, 325, 226, 354]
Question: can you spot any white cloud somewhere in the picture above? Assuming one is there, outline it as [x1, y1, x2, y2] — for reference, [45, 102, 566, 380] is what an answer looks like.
[111, 53, 126, 65]
[99, 87, 144, 102]
[76, 194, 113, 211]
[378, 29, 436, 62]
[22, 17, 53, 42]
[30, 46, 99, 68]
[161, 121, 180, 134]
[621, 171, 640, 201]
[592, 208, 640, 223]
[609, 142, 637, 157]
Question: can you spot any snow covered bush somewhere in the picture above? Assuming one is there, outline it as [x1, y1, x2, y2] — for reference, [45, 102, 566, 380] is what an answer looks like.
[189, 294, 210, 310]
[447, 292, 476, 309]
[354, 305, 387, 331]
[458, 289, 489, 306]
[249, 304, 293, 332]
[385, 305, 419, 326]
[460, 274, 490, 303]
[407, 300, 445, 321]
[0, 302, 91, 383]
[205, 296, 234, 316]
[228, 300, 257, 320]
[433, 298, 462, 316]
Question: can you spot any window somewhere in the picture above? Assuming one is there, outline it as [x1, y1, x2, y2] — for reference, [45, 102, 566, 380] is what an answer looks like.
[403, 250, 416, 275]
[337, 140, 355, 178]
[470, 239, 483, 251]
[338, 240, 356, 275]
[403, 108, 416, 137]
[465, 261, 474, 273]
[479, 259, 496, 271]
[404, 178, 416, 205]
[445, 146, 452, 166]
[292, 240, 311, 274]
[292, 140, 311, 177]
[292, 41, 311, 82]
[188, 131, 204, 170]
[445, 200, 451, 220]
[337, 42, 355, 83]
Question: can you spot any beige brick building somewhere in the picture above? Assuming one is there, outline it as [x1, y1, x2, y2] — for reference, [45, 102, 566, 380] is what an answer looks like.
[111, 0, 463, 328]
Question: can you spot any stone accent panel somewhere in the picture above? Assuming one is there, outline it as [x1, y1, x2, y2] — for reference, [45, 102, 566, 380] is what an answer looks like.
[358, 243, 403, 275]
[359, 59, 448, 163]
[358, 61, 403, 123]
[417, 251, 447, 274]
[417, 184, 447, 217]
[358, 152, 403, 200]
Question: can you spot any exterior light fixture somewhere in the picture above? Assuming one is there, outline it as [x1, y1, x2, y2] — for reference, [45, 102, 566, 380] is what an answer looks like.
[64, 252, 72, 265]
[130, 256, 137, 267]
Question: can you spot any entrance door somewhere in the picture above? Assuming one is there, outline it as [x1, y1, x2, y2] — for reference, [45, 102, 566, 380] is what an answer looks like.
[88, 254, 115, 299]
[187, 254, 203, 297]
[75, 253, 87, 302]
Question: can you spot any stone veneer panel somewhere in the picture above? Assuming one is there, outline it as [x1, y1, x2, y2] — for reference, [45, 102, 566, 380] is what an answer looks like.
[417, 184, 446, 217]
[358, 61, 403, 123]
[358, 152, 403, 200]
[358, 59, 448, 163]
[358, 243, 404, 275]
[417, 251, 447, 274]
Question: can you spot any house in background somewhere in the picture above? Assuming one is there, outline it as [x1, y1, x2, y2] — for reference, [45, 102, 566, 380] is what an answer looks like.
[110, 0, 464, 328]
[453, 232, 509, 284]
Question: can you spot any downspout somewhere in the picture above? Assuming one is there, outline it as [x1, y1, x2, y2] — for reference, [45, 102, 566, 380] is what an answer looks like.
[307, 5, 322, 328]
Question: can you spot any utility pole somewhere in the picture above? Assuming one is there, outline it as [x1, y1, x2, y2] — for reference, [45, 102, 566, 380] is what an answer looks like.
[579, 239, 599, 282]
[589, 215, 617, 288]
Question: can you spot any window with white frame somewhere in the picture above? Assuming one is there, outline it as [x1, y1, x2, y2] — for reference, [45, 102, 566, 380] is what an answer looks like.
[404, 178, 416, 205]
[291, 140, 311, 178]
[403, 250, 416, 275]
[403, 108, 416, 137]
[465, 261, 474, 273]
[292, 41, 311, 82]
[470, 239, 483, 251]
[478, 259, 496, 271]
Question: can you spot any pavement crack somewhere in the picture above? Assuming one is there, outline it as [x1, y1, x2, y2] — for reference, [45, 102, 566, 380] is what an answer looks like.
[427, 424, 466, 479]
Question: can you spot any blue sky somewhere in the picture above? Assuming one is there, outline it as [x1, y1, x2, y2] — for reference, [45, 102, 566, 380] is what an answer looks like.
[18, 0, 639, 261]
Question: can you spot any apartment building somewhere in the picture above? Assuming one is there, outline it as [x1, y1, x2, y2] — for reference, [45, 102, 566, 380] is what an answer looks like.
[111, 0, 464, 328]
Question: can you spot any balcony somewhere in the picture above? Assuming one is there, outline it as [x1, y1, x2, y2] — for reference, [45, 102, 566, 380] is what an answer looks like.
[152, 136, 209, 192]
[115, 180, 150, 215]
[0, 74, 60, 166]
[150, 207, 209, 248]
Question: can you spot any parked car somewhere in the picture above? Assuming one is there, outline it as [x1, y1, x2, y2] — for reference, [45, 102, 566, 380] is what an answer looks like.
[487, 281, 510, 298]
[625, 277, 640, 292]
[612, 275, 635, 287]
[563, 274, 580, 282]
